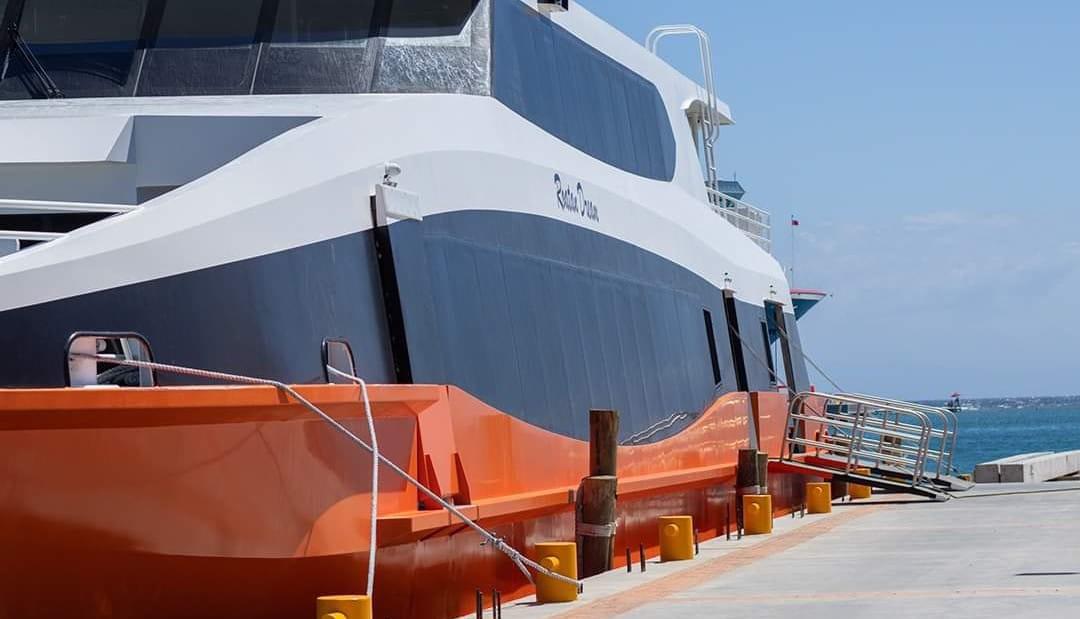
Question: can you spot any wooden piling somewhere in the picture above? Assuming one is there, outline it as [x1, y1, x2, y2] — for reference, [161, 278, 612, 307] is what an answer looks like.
[736, 448, 757, 528]
[579, 409, 619, 578]
[755, 451, 770, 494]
[589, 409, 619, 477]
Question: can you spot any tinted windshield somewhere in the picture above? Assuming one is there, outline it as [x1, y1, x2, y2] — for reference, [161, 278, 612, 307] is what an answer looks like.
[0, 0, 480, 99]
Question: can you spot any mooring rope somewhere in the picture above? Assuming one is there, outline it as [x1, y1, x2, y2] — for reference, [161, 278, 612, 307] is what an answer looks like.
[325, 365, 379, 598]
[726, 322, 795, 398]
[70, 353, 584, 591]
[774, 322, 844, 393]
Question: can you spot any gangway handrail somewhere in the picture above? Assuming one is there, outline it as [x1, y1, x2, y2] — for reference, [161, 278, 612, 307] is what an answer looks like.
[823, 410, 948, 477]
[785, 392, 937, 489]
[840, 392, 958, 475]
[810, 392, 938, 480]
[841, 393, 959, 453]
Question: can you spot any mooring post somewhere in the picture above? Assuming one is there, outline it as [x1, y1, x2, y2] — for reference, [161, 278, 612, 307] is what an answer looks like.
[736, 448, 756, 531]
[755, 450, 769, 495]
[579, 409, 619, 578]
[725, 502, 731, 541]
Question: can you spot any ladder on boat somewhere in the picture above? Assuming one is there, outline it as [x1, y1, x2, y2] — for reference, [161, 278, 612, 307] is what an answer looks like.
[776, 392, 971, 501]
[646, 25, 720, 189]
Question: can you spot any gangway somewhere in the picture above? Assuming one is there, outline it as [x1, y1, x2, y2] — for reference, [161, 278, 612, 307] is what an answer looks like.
[826, 393, 971, 491]
[777, 392, 956, 501]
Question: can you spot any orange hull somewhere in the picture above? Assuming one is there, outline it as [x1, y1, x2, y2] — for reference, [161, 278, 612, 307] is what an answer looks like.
[0, 384, 809, 618]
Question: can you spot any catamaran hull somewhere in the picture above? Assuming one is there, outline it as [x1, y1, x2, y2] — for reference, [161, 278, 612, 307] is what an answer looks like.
[0, 384, 808, 618]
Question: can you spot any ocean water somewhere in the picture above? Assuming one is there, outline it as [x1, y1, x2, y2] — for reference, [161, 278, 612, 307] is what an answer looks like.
[920, 395, 1080, 473]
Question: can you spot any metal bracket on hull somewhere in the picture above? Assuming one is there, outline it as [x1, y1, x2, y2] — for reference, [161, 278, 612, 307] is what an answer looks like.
[372, 184, 422, 226]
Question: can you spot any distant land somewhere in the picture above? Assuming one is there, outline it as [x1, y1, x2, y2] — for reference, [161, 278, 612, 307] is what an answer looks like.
[919, 395, 1080, 410]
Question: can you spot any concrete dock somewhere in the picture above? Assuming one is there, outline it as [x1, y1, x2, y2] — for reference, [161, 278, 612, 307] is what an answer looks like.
[499, 481, 1080, 618]
[974, 451, 1080, 484]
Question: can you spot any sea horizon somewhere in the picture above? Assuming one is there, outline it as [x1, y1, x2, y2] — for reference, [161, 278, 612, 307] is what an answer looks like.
[909, 395, 1080, 473]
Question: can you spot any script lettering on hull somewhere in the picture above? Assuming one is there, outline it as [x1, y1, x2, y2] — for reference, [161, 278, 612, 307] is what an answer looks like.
[554, 173, 600, 222]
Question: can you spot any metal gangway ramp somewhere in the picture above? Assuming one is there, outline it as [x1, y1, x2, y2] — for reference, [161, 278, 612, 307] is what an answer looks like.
[775, 392, 968, 501]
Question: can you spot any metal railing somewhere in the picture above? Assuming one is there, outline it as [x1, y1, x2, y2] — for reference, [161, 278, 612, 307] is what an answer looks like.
[839, 393, 959, 478]
[644, 26, 774, 254]
[0, 198, 137, 214]
[0, 230, 64, 242]
[646, 25, 721, 187]
[706, 188, 771, 252]
[783, 392, 956, 491]
[0, 199, 138, 254]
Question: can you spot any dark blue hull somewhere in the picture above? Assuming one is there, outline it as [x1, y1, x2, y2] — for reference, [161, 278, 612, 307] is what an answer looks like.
[0, 210, 809, 441]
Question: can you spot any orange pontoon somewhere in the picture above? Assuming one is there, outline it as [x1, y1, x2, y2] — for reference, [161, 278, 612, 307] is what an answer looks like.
[0, 383, 811, 618]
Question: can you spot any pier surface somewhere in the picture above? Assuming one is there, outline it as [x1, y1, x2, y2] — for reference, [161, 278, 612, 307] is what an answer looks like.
[498, 481, 1080, 619]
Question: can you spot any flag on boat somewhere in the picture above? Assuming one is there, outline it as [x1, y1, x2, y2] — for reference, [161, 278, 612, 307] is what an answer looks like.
[791, 217, 800, 226]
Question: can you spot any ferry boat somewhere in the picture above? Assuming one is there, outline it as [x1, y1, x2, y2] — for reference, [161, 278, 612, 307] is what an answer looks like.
[0, 1, 834, 617]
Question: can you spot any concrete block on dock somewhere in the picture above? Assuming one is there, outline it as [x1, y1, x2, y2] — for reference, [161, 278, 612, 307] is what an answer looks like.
[974, 451, 1080, 483]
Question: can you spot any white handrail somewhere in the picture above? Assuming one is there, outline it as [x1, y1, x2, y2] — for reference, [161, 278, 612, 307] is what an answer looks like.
[705, 189, 772, 252]
[0, 198, 138, 214]
[0, 230, 64, 241]
[646, 25, 720, 185]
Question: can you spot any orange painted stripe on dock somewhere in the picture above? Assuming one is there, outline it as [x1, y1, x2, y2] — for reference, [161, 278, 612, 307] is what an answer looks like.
[555, 506, 883, 619]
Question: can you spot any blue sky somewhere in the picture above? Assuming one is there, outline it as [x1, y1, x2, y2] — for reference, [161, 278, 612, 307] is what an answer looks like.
[577, 0, 1080, 399]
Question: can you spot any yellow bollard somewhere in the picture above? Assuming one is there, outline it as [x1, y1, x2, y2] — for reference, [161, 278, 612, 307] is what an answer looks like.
[535, 542, 578, 603]
[805, 482, 832, 514]
[658, 515, 695, 561]
[742, 494, 772, 534]
[316, 595, 371, 619]
[849, 467, 873, 499]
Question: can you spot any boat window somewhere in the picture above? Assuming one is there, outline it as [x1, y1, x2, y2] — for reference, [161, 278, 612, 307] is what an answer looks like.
[154, 0, 263, 49]
[703, 309, 723, 386]
[136, 0, 264, 96]
[268, 0, 477, 42]
[386, 0, 480, 37]
[760, 320, 776, 384]
[721, 292, 749, 392]
[0, 0, 482, 99]
[492, 0, 677, 182]
[270, 0, 376, 43]
[0, 0, 149, 99]
[766, 301, 795, 391]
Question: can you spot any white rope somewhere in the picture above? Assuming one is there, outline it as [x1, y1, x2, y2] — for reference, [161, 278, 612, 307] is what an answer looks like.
[326, 366, 379, 598]
[70, 353, 584, 590]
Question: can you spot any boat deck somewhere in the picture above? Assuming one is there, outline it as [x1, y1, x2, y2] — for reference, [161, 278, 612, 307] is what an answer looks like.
[496, 480, 1080, 618]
